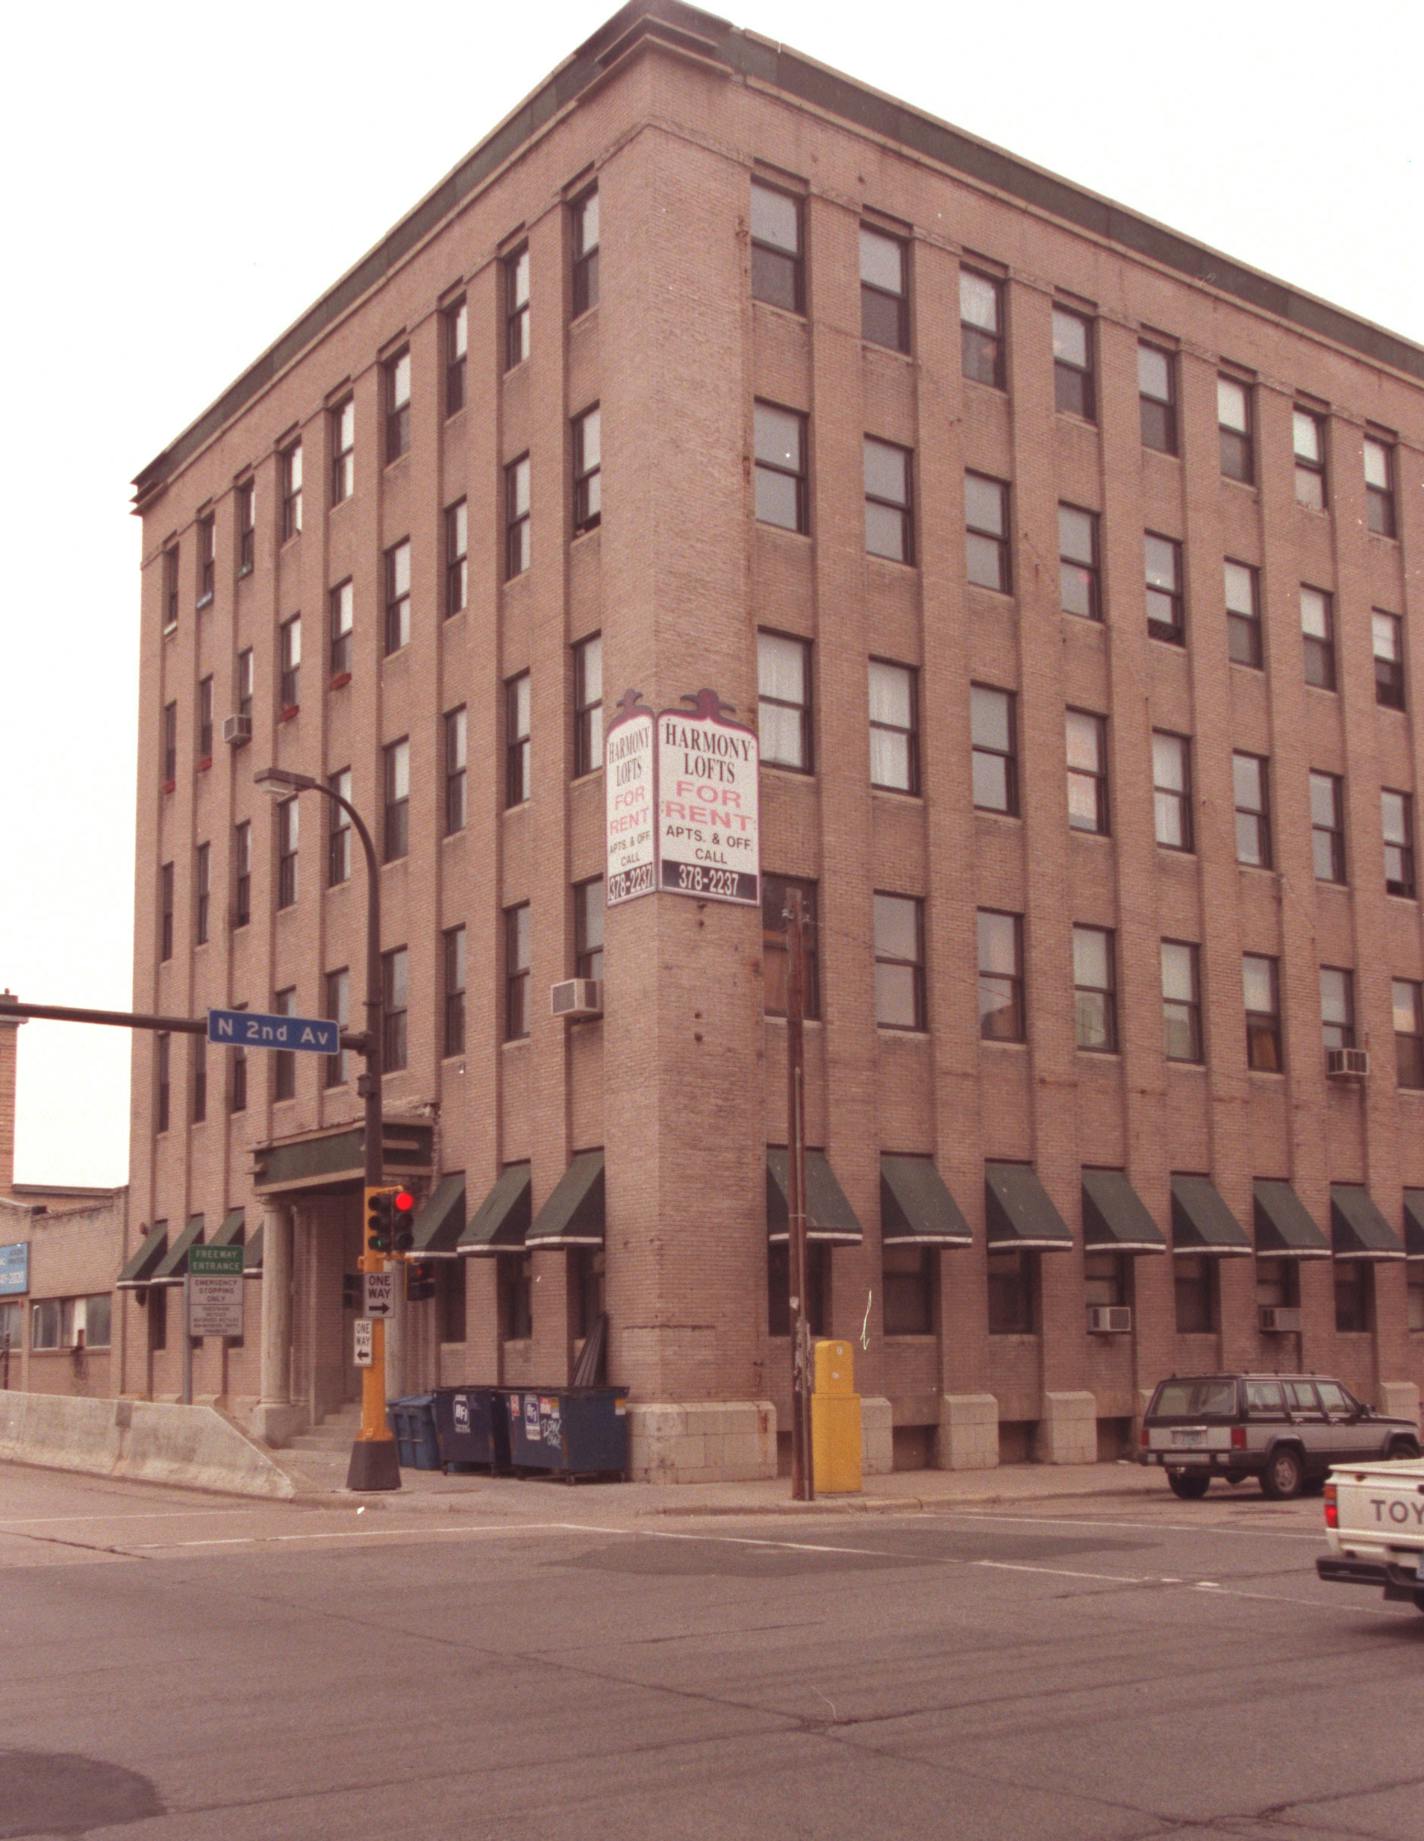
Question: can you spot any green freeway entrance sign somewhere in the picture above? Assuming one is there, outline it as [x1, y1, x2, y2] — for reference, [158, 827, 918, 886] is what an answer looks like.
[190, 1245, 244, 1276]
[187, 1243, 245, 1340]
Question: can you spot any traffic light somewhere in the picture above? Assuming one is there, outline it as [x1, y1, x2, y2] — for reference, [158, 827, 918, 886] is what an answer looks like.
[364, 1185, 397, 1254]
[392, 1187, 416, 1253]
[405, 1260, 436, 1303]
[341, 1272, 362, 1311]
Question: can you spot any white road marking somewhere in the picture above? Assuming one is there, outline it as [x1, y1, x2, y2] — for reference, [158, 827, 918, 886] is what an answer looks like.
[130, 1521, 573, 1550]
[929, 1509, 1325, 1544]
[0, 1508, 252, 1528]
[977, 1560, 1147, 1584]
[553, 1523, 890, 1557]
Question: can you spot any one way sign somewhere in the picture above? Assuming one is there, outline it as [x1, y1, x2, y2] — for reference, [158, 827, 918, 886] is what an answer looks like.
[207, 1008, 341, 1055]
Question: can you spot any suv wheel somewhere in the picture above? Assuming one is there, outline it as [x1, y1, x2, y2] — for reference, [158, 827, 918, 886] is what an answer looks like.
[1387, 1438, 1421, 1462]
[1260, 1446, 1304, 1500]
[1166, 1470, 1211, 1500]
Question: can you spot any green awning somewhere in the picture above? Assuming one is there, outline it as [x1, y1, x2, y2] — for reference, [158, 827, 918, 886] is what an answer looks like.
[411, 1174, 466, 1259]
[210, 1209, 245, 1248]
[880, 1155, 971, 1247]
[459, 1164, 532, 1255]
[116, 1221, 169, 1289]
[1170, 1176, 1252, 1256]
[242, 1224, 264, 1279]
[1081, 1170, 1166, 1253]
[526, 1153, 604, 1249]
[153, 1216, 205, 1286]
[985, 1163, 1073, 1251]
[767, 1149, 862, 1244]
[1330, 1185, 1405, 1261]
[1404, 1191, 1424, 1260]
[1253, 1180, 1330, 1259]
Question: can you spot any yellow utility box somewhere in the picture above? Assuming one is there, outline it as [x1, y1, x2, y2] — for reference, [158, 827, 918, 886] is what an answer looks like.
[811, 1339, 862, 1493]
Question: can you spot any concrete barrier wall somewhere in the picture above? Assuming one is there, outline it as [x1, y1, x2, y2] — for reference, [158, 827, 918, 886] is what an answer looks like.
[0, 1392, 295, 1499]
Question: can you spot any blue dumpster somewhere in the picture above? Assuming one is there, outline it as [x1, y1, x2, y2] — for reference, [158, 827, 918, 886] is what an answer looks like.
[387, 1394, 441, 1470]
[502, 1386, 630, 1480]
[431, 1386, 508, 1472]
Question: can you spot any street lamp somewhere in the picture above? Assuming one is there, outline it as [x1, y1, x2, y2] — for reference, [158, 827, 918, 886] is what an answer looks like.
[255, 766, 400, 1491]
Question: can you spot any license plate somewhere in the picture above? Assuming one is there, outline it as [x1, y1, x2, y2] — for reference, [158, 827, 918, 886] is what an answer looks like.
[1171, 1428, 1207, 1447]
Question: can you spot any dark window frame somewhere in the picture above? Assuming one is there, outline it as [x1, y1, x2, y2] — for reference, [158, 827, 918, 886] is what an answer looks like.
[965, 471, 1012, 593]
[1233, 752, 1272, 868]
[1162, 939, 1203, 1063]
[1301, 584, 1336, 690]
[761, 874, 820, 1020]
[1383, 788, 1415, 898]
[1145, 531, 1185, 644]
[1321, 965, 1356, 1054]
[977, 908, 1025, 1043]
[323, 968, 350, 1089]
[574, 635, 603, 778]
[573, 406, 602, 535]
[273, 987, 296, 1102]
[757, 630, 812, 773]
[1244, 953, 1282, 1072]
[575, 877, 605, 983]
[384, 348, 411, 463]
[382, 737, 410, 864]
[236, 479, 256, 575]
[873, 891, 926, 1032]
[971, 684, 1018, 816]
[278, 615, 301, 712]
[279, 440, 303, 540]
[276, 797, 299, 910]
[504, 245, 530, 370]
[749, 179, 803, 313]
[505, 672, 531, 808]
[863, 436, 914, 564]
[1217, 375, 1254, 482]
[327, 769, 352, 887]
[868, 658, 918, 795]
[1058, 502, 1100, 620]
[1392, 978, 1424, 1089]
[444, 501, 468, 616]
[381, 946, 408, 1073]
[753, 400, 807, 535]
[444, 299, 467, 417]
[1373, 609, 1405, 709]
[1225, 559, 1263, 668]
[505, 454, 531, 580]
[859, 223, 910, 353]
[1309, 771, 1346, 883]
[194, 841, 210, 946]
[196, 512, 215, 607]
[1138, 342, 1178, 454]
[329, 578, 353, 678]
[330, 397, 355, 504]
[442, 925, 466, 1059]
[1364, 435, 1397, 537]
[1052, 306, 1095, 420]
[233, 821, 251, 929]
[1072, 923, 1118, 1053]
[959, 267, 1005, 389]
[505, 905, 531, 1042]
[384, 539, 411, 655]
[443, 708, 467, 836]
[1293, 408, 1327, 510]
[571, 188, 600, 318]
[159, 862, 174, 961]
[1065, 708, 1109, 836]
[1152, 730, 1193, 852]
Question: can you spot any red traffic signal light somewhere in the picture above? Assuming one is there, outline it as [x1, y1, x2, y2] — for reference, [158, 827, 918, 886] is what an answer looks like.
[391, 1188, 417, 1252]
[405, 1260, 436, 1303]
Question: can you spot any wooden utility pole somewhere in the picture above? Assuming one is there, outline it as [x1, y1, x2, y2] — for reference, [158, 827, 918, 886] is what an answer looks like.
[784, 887, 814, 1502]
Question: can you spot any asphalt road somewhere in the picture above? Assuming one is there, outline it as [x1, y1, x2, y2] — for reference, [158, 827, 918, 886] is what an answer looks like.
[1, 1466, 1420, 1841]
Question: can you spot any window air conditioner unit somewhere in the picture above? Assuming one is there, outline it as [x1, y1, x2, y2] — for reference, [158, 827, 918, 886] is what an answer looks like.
[223, 713, 253, 746]
[1259, 1305, 1302, 1333]
[1326, 1047, 1369, 1079]
[1086, 1305, 1132, 1334]
[551, 978, 603, 1020]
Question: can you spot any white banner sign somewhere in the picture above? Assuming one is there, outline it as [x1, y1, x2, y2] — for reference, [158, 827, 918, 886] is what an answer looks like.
[187, 1274, 244, 1340]
[604, 698, 657, 907]
[656, 691, 759, 906]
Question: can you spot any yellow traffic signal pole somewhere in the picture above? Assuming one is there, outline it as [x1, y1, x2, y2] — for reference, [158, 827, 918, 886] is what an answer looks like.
[355, 1188, 400, 1484]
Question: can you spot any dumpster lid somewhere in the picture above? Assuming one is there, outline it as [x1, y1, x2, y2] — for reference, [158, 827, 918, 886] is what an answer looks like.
[152, 1216, 205, 1286]
[410, 1174, 466, 1258]
[527, 1152, 604, 1248]
[766, 1149, 862, 1244]
[116, 1221, 169, 1288]
[879, 1155, 971, 1246]
[459, 1163, 532, 1255]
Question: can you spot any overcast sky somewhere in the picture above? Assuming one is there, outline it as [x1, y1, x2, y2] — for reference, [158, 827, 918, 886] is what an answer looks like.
[1, 0, 1419, 1187]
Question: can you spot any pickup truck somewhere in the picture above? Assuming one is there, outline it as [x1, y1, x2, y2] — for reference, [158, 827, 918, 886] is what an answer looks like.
[1316, 1456, 1424, 1613]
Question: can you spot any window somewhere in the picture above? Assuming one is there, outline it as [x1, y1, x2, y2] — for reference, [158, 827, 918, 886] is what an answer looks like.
[1364, 435, 1396, 537]
[860, 225, 908, 352]
[236, 647, 254, 720]
[0, 1300, 18, 1354]
[749, 180, 802, 312]
[196, 512, 215, 606]
[1084, 1250, 1129, 1312]
[977, 909, 1024, 1042]
[384, 540, 411, 654]
[1373, 611, 1404, 708]
[280, 439, 302, 539]
[1383, 789, 1414, 898]
[757, 632, 811, 771]
[965, 473, 1011, 592]
[505, 455, 531, 579]
[753, 401, 807, 534]
[31, 1298, 64, 1352]
[382, 738, 410, 863]
[1321, 966, 1355, 1054]
[505, 245, 530, 369]
[1293, 408, 1327, 510]
[1233, 753, 1272, 867]
[444, 707, 467, 835]
[1335, 1262, 1372, 1335]
[874, 892, 925, 1030]
[194, 842, 210, 946]
[329, 579, 353, 678]
[276, 797, 298, 909]
[761, 874, 819, 1018]
[444, 299, 467, 416]
[1162, 941, 1202, 1063]
[274, 987, 296, 1101]
[229, 1015, 247, 1113]
[1310, 771, 1345, 882]
[1217, 376, 1254, 482]
[1244, 954, 1281, 1071]
[868, 660, 917, 793]
[883, 1243, 934, 1336]
[233, 822, 251, 928]
[197, 677, 213, 762]
[499, 1252, 534, 1341]
[971, 685, 1017, 815]
[162, 701, 177, 785]
[323, 968, 350, 1088]
[1300, 586, 1335, 690]
[444, 501, 468, 616]
[278, 615, 301, 711]
[574, 635, 602, 777]
[505, 905, 531, 1040]
[382, 947, 408, 1072]
[156, 1032, 170, 1133]
[330, 397, 354, 503]
[191, 1040, 206, 1131]
[159, 863, 174, 961]
[1058, 504, 1099, 619]
[1138, 343, 1177, 453]
[236, 479, 255, 574]
[1052, 306, 1094, 419]
[162, 545, 179, 631]
[987, 1250, 1036, 1335]
[863, 437, 913, 563]
[572, 406, 601, 534]
[1065, 709, 1108, 835]
[1152, 731, 1192, 851]
[1144, 533, 1184, 644]
[960, 269, 1004, 388]
[1073, 924, 1116, 1052]
[327, 769, 352, 886]
[575, 878, 604, 982]
[571, 187, 599, 316]
[1225, 560, 1262, 668]
[505, 673, 531, 807]
[1174, 1254, 1218, 1334]
[442, 926, 466, 1057]
[1394, 980, 1424, 1089]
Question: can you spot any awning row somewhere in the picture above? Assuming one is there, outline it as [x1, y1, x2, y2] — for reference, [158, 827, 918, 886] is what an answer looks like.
[116, 1208, 262, 1288]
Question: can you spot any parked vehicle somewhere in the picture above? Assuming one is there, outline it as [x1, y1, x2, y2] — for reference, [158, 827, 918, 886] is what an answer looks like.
[1139, 1373, 1419, 1500]
[1316, 1456, 1424, 1612]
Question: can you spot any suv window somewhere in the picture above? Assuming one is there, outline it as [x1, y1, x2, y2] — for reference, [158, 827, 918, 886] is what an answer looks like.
[1284, 1381, 1323, 1416]
[1244, 1381, 1285, 1414]
[1154, 1379, 1235, 1417]
[1315, 1380, 1356, 1418]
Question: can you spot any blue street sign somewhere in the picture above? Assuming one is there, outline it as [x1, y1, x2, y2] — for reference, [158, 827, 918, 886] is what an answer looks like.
[0, 1242, 29, 1296]
[207, 1008, 341, 1055]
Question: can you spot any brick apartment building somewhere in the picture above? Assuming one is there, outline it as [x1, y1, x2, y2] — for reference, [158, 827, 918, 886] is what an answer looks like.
[120, 1, 1423, 1476]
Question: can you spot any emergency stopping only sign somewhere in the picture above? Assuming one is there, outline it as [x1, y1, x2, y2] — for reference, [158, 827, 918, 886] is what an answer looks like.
[187, 1244, 244, 1339]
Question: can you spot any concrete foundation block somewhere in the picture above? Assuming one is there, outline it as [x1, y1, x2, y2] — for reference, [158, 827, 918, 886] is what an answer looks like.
[1378, 1380, 1421, 1430]
[860, 1396, 893, 1476]
[627, 1400, 776, 1481]
[1035, 1391, 1098, 1465]
[936, 1394, 1000, 1471]
[250, 1402, 307, 1448]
